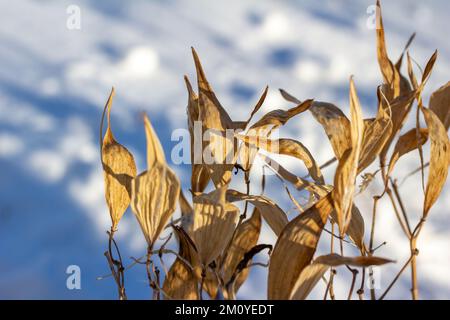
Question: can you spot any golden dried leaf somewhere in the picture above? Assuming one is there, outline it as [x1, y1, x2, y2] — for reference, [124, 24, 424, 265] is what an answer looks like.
[131, 114, 180, 247]
[430, 82, 450, 131]
[191, 48, 237, 188]
[314, 253, 394, 267]
[101, 88, 137, 231]
[190, 186, 240, 266]
[162, 226, 199, 300]
[131, 163, 180, 247]
[144, 114, 166, 167]
[245, 86, 269, 127]
[290, 254, 393, 300]
[333, 78, 364, 236]
[379, 90, 417, 161]
[221, 208, 261, 298]
[376, 0, 401, 99]
[261, 155, 330, 198]
[395, 32, 416, 71]
[358, 91, 393, 173]
[330, 205, 366, 252]
[237, 136, 324, 185]
[420, 51, 438, 88]
[387, 128, 429, 178]
[422, 107, 450, 217]
[268, 193, 333, 300]
[184, 76, 211, 193]
[226, 189, 288, 236]
[279, 89, 351, 159]
[289, 262, 328, 300]
[310, 101, 352, 159]
[248, 100, 313, 132]
[407, 52, 419, 91]
[239, 99, 313, 171]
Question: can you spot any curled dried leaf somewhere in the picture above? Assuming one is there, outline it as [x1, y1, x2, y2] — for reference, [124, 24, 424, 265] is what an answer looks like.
[239, 99, 313, 171]
[162, 226, 199, 300]
[101, 88, 137, 231]
[184, 76, 211, 193]
[330, 205, 366, 253]
[376, 0, 402, 99]
[190, 186, 240, 266]
[430, 82, 450, 131]
[144, 114, 166, 167]
[314, 253, 394, 267]
[245, 86, 269, 127]
[226, 189, 288, 236]
[191, 48, 236, 188]
[379, 90, 417, 161]
[249, 100, 313, 132]
[289, 262, 328, 300]
[333, 78, 364, 236]
[279, 89, 351, 159]
[221, 208, 262, 299]
[421, 107, 450, 218]
[387, 128, 429, 178]
[407, 52, 419, 91]
[261, 155, 330, 198]
[289, 253, 393, 300]
[358, 90, 393, 173]
[237, 136, 324, 185]
[268, 193, 333, 300]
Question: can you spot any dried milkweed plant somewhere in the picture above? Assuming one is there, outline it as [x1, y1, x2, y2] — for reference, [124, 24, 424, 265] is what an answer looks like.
[97, 1, 450, 300]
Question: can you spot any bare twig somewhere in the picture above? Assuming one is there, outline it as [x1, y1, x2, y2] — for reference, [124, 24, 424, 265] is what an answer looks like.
[347, 269, 359, 300]
[105, 229, 127, 300]
[379, 254, 415, 300]
[368, 196, 380, 300]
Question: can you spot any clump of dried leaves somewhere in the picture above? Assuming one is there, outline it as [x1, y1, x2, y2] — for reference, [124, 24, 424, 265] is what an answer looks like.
[98, 1, 450, 300]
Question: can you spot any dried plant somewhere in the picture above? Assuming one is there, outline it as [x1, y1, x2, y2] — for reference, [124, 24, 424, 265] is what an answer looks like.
[97, 0, 449, 300]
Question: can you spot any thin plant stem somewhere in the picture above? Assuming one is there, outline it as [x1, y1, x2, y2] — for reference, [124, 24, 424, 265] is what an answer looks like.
[410, 237, 419, 300]
[368, 196, 380, 300]
[347, 269, 359, 300]
[105, 229, 127, 300]
[379, 254, 414, 300]
[325, 222, 336, 300]
[386, 188, 411, 238]
[390, 179, 412, 236]
[146, 246, 159, 300]
[357, 267, 366, 300]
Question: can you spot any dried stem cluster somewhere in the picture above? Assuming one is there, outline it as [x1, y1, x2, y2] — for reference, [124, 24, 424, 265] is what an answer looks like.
[98, 0, 449, 300]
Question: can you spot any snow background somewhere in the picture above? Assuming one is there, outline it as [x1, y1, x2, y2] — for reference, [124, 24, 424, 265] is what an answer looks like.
[0, 0, 448, 299]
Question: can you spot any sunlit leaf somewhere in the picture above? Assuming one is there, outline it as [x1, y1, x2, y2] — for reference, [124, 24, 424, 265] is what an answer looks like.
[226, 189, 288, 236]
[101, 88, 137, 231]
[190, 186, 240, 266]
[268, 193, 333, 299]
[430, 82, 450, 131]
[290, 254, 393, 300]
[421, 107, 450, 217]
[333, 78, 364, 236]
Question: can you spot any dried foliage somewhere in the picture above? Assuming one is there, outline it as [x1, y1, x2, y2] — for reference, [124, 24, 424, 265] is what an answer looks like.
[130, 115, 181, 248]
[97, 1, 450, 301]
[101, 88, 137, 231]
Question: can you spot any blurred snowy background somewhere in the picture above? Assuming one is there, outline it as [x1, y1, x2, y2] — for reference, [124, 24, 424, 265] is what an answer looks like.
[0, 0, 449, 299]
